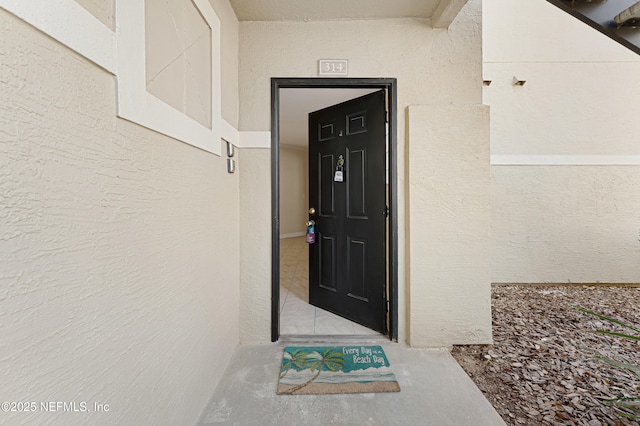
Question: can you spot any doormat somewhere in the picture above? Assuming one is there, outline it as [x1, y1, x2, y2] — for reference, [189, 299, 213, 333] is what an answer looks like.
[277, 346, 400, 395]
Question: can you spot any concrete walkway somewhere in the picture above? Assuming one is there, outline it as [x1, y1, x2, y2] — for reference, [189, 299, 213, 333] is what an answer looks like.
[198, 337, 506, 425]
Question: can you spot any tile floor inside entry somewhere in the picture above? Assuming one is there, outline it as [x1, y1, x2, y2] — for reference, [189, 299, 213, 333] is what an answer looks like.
[279, 236, 380, 336]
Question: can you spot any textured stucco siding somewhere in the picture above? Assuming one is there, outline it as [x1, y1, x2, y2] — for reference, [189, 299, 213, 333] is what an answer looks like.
[408, 105, 492, 347]
[238, 0, 486, 345]
[492, 166, 640, 283]
[0, 9, 240, 425]
[485, 62, 640, 156]
[239, 148, 272, 343]
[485, 0, 640, 284]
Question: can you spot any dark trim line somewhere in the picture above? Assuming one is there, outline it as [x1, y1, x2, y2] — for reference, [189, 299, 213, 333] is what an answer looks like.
[387, 81, 399, 342]
[270, 81, 280, 342]
[270, 77, 399, 342]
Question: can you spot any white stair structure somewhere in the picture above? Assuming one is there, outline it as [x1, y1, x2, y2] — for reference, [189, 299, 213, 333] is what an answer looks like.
[615, 1, 640, 27]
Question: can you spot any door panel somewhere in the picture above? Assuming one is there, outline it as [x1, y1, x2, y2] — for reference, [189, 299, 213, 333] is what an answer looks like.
[319, 121, 337, 141]
[319, 154, 336, 216]
[308, 90, 387, 332]
[346, 237, 367, 301]
[319, 235, 337, 291]
[347, 148, 367, 218]
[347, 111, 367, 135]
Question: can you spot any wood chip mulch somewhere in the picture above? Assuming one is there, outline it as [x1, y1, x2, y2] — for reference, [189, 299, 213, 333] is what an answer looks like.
[451, 284, 640, 426]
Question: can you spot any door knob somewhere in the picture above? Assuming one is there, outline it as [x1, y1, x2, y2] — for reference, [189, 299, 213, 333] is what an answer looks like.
[308, 207, 316, 215]
[306, 220, 315, 227]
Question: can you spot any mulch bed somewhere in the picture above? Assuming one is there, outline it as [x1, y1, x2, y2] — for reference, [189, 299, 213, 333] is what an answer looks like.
[451, 284, 640, 426]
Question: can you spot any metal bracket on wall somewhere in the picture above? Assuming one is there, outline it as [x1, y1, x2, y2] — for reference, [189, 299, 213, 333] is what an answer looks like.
[225, 140, 235, 173]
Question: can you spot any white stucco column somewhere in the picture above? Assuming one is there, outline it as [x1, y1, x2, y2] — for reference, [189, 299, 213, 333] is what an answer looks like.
[407, 104, 492, 348]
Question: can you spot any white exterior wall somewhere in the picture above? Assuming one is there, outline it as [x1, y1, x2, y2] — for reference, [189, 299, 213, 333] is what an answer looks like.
[279, 146, 308, 238]
[0, 1, 241, 424]
[485, 0, 640, 283]
[238, 0, 493, 346]
[408, 105, 492, 346]
[492, 167, 640, 282]
[74, 0, 114, 29]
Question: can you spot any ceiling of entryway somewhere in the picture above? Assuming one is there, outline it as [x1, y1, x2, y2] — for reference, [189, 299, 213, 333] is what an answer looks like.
[229, 0, 447, 21]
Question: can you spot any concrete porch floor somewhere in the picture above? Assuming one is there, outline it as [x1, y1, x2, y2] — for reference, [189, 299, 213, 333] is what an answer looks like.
[198, 338, 506, 425]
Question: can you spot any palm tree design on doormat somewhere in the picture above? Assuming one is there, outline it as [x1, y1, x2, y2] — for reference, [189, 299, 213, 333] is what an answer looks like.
[279, 348, 311, 379]
[280, 348, 346, 395]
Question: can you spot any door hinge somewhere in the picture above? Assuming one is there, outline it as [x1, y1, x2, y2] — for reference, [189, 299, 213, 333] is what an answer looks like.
[386, 300, 390, 312]
[384, 205, 389, 217]
[385, 111, 389, 123]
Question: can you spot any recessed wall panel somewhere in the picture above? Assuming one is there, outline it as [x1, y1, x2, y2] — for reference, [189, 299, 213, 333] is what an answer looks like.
[145, 0, 212, 128]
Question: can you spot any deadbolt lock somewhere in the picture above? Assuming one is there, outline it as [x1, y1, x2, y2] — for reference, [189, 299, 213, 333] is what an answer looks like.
[308, 207, 316, 215]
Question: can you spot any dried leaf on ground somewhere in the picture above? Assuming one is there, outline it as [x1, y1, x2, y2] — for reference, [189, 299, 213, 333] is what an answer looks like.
[451, 285, 640, 426]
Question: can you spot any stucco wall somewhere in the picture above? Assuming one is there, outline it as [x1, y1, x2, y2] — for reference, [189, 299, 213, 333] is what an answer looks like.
[279, 146, 308, 237]
[74, 0, 114, 29]
[239, 149, 272, 342]
[408, 105, 492, 347]
[238, 0, 490, 345]
[145, 0, 213, 128]
[0, 3, 240, 424]
[485, 0, 640, 283]
[492, 167, 640, 282]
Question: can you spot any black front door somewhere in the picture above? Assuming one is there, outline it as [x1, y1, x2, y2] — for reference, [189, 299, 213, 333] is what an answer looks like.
[308, 90, 387, 333]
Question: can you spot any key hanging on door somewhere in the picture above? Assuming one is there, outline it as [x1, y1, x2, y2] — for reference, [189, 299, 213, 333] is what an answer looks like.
[334, 155, 344, 182]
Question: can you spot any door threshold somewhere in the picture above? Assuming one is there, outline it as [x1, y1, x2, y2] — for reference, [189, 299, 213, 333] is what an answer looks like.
[279, 334, 390, 344]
